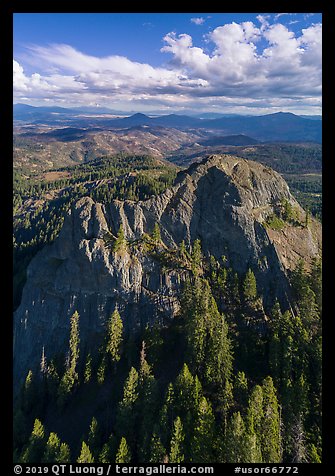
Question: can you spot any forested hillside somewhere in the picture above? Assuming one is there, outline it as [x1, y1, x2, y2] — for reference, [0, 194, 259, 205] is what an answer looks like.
[13, 155, 178, 310]
[13, 154, 322, 464]
[14, 238, 322, 463]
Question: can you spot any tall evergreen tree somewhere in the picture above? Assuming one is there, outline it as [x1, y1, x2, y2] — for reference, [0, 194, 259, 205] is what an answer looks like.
[260, 377, 282, 463]
[77, 441, 94, 463]
[158, 383, 175, 448]
[42, 432, 61, 463]
[152, 223, 161, 244]
[113, 225, 126, 253]
[106, 308, 123, 365]
[84, 353, 92, 384]
[57, 311, 80, 406]
[243, 268, 257, 302]
[191, 239, 202, 276]
[88, 417, 101, 459]
[190, 396, 216, 463]
[169, 417, 185, 463]
[116, 367, 139, 442]
[20, 419, 46, 463]
[149, 433, 166, 463]
[224, 412, 247, 463]
[57, 443, 71, 463]
[116, 437, 131, 463]
[138, 342, 159, 459]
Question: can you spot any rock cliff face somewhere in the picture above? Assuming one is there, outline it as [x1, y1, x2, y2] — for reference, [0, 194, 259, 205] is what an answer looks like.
[13, 154, 321, 391]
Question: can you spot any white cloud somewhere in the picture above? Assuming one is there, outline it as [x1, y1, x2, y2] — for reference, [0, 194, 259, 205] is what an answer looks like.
[190, 17, 205, 25]
[13, 17, 322, 114]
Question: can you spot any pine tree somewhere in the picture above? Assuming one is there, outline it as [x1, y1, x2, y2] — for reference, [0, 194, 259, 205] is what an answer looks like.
[98, 434, 116, 463]
[113, 224, 126, 253]
[174, 363, 195, 416]
[260, 377, 282, 463]
[234, 371, 248, 408]
[57, 443, 71, 463]
[246, 384, 264, 460]
[69, 311, 80, 379]
[191, 239, 202, 276]
[88, 417, 101, 458]
[309, 256, 322, 313]
[307, 443, 321, 463]
[57, 311, 80, 406]
[205, 308, 233, 390]
[22, 369, 35, 413]
[149, 433, 166, 463]
[152, 223, 161, 244]
[116, 367, 139, 442]
[77, 441, 94, 463]
[243, 268, 257, 302]
[97, 355, 107, 385]
[42, 432, 61, 463]
[106, 308, 123, 365]
[158, 383, 175, 448]
[190, 396, 216, 463]
[20, 419, 46, 463]
[224, 412, 247, 463]
[116, 437, 131, 463]
[138, 342, 159, 459]
[84, 353, 92, 384]
[169, 417, 185, 463]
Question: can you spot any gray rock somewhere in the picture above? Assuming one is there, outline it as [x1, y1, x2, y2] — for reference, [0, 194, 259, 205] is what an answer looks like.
[13, 154, 321, 392]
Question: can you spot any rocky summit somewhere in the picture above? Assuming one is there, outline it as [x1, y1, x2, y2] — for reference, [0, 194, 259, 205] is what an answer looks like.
[13, 154, 321, 391]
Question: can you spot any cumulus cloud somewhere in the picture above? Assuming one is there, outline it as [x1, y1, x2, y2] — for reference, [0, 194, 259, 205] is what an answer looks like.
[13, 17, 322, 113]
[190, 17, 205, 25]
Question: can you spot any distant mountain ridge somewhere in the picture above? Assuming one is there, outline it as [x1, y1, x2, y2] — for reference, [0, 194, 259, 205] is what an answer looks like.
[13, 104, 322, 143]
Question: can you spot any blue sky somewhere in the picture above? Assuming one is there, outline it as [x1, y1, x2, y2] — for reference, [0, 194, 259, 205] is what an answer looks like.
[13, 12, 322, 115]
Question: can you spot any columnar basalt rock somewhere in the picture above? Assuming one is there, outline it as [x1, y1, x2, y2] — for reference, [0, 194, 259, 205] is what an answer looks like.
[13, 155, 321, 392]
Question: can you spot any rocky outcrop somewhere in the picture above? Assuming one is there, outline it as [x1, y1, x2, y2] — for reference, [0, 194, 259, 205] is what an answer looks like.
[13, 154, 321, 391]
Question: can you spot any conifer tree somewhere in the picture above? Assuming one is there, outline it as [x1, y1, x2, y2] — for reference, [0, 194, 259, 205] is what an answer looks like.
[77, 441, 94, 463]
[84, 353, 92, 384]
[246, 384, 264, 458]
[106, 308, 123, 365]
[97, 355, 107, 385]
[169, 417, 185, 463]
[22, 369, 35, 413]
[69, 311, 80, 379]
[205, 309, 233, 389]
[98, 434, 116, 463]
[57, 311, 80, 406]
[191, 239, 202, 276]
[138, 342, 159, 459]
[243, 268, 257, 302]
[309, 256, 322, 313]
[116, 437, 131, 463]
[260, 377, 282, 463]
[57, 443, 71, 463]
[179, 240, 189, 262]
[149, 433, 166, 463]
[190, 396, 216, 463]
[116, 367, 139, 442]
[42, 432, 61, 463]
[88, 417, 101, 458]
[224, 412, 247, 463]
[152, 223, 161, 244]
[234, 371, 248, 408]
[158, 383, 175, 447]
[174, 363, 195, 415]
[20, 419, 46, 463]
[113, 224, 126, 252]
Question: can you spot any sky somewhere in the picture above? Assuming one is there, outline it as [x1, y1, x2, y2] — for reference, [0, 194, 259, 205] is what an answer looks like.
[13, 12, 322, 115]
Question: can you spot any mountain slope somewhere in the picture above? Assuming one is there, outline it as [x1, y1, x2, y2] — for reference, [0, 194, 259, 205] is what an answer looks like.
[14, 105, 322, 143]
[13, 154, 321, 392]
